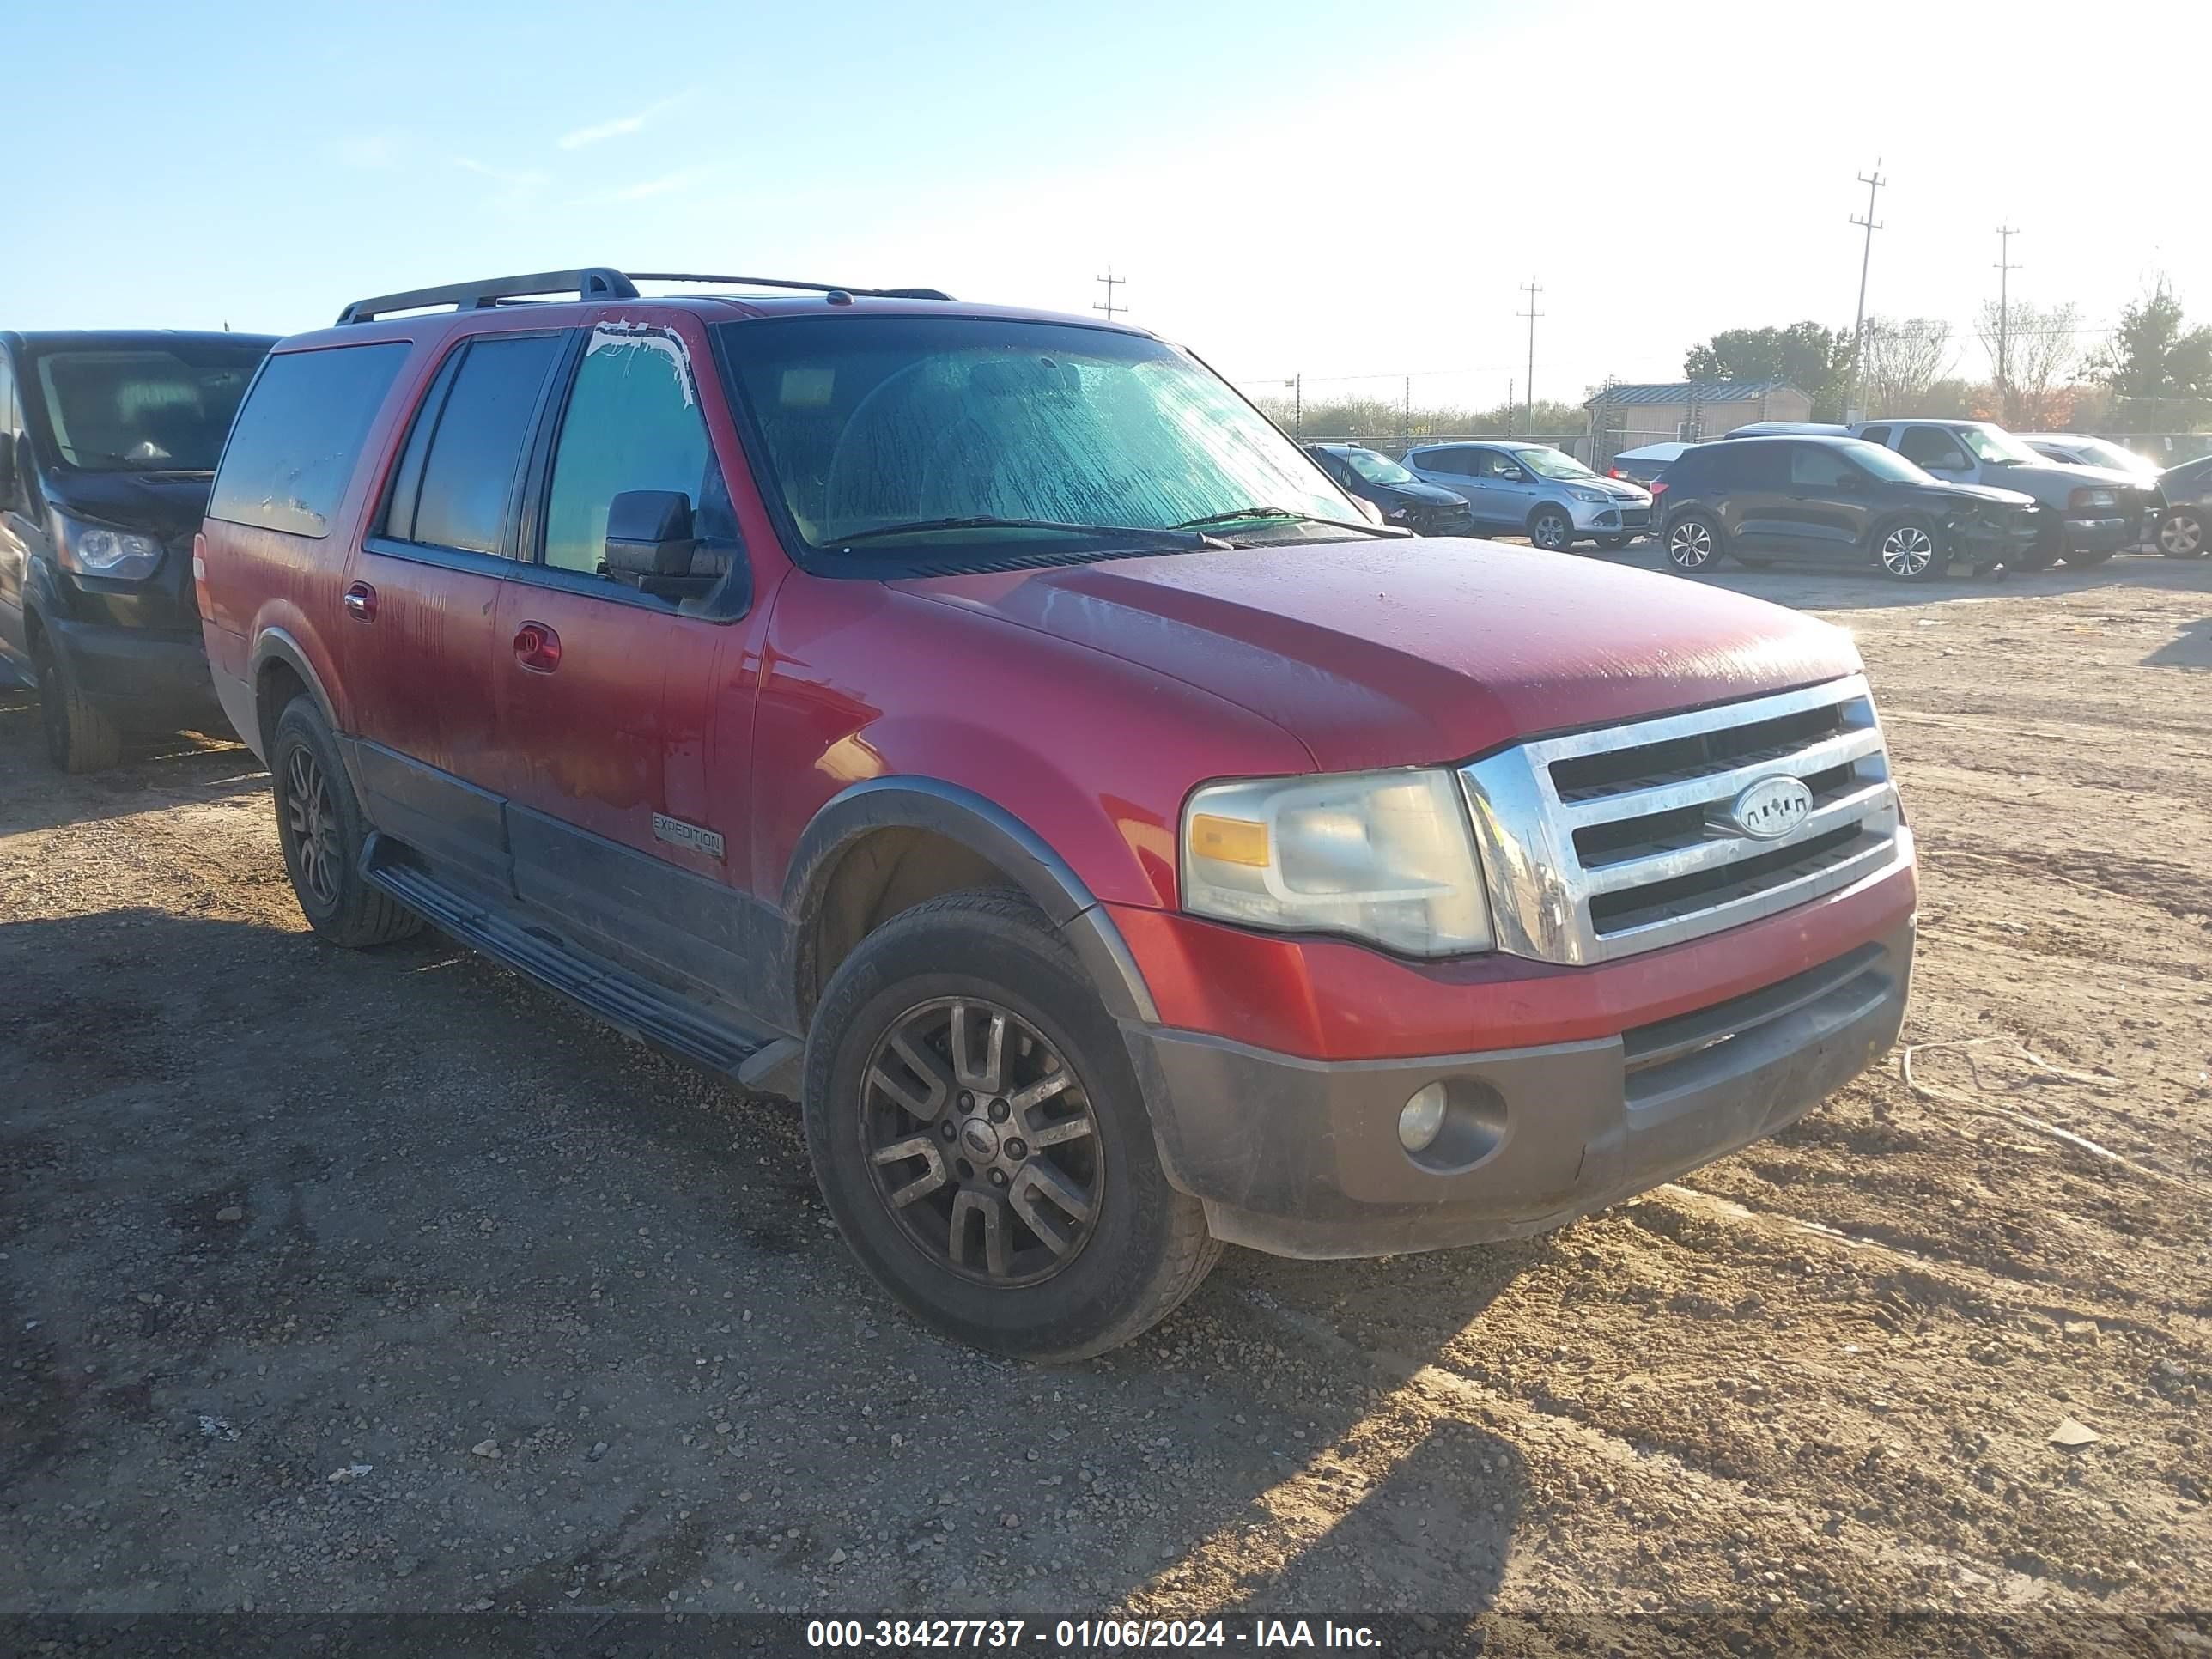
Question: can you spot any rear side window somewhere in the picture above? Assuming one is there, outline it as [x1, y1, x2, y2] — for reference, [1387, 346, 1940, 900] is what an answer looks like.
[1856, 425, 1890, 447]
[210, 343, 408, 538]
[386, 333, 563, 557]
[1414, 448, 1468, 476]
[542, 330, 732, 574]
[1710, 442, 1785, 489]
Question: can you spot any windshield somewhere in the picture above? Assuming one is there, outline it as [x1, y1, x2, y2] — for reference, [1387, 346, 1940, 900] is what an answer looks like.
[1956, 424, 2040, 466]
[715, 317, 1357, 556]
[1509, 445, 1596, 481]
[30, 342, 269, 472]
[1841, 440, 1934, 484]
[1341, 447, 1416, 485]
[2063, 437, 2159, 476]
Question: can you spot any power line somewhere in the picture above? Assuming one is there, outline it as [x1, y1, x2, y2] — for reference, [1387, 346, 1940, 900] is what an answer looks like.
[1517, 278, 1543, 432]
[1847, 160, 1886, 416]
[1093, 264, 1126, 323]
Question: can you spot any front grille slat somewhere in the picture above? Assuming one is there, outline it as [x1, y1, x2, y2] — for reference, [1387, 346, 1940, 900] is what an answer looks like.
[1459, 673, 1905, 965]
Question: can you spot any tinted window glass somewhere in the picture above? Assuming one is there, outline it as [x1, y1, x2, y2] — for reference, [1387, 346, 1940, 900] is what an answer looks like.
[1790, 444, 1862, 489]
[1413, 448, 1468, 476]
[1857, 424, 1890, 446]
[210, 343, 408, 538]
[31, 342, 268, 473]
[1717, 442, 1787, 488]
[1899, 426, 1970, 470]
[1474, 449, 1525, 479]
[543, 330, 733, 574]
[409, 334, 562, 556]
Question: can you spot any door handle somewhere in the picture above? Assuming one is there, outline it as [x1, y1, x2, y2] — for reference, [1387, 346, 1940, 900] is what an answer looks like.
[343, 581, 377, 623]
[513, 620, 562, 673]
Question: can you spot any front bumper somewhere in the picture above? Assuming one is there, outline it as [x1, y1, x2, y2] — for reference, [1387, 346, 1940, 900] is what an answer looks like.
[46, 614, 222, 726]
[1123, 919, 1911, 1259]
[2062, 514, 2131, 554]
[1571, 498, 1652, 535]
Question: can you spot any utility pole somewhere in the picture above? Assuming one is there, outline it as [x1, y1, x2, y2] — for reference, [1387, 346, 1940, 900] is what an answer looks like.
[1284, 375, 1302, 439]
[1994, 226, 2021, 420]
[1092, 265, 1126, 323]
[1506, 379, 1515, 437]
[1847, 161, 1885, 420]
[1517, 279, 1542, 432]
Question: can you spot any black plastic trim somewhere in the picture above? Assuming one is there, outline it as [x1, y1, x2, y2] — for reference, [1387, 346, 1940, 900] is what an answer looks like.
[337, 268, 639, 325]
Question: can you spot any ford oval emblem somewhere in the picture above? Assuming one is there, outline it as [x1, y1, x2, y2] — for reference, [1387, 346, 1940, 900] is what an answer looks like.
[1723, 775, 1814, 840]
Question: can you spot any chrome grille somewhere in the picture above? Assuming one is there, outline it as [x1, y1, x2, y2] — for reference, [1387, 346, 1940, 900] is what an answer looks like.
[1460, 675, 1905, 964]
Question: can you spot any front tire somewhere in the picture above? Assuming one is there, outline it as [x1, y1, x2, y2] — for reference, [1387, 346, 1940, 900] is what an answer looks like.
[32, 634, 122, 774]
[804, 889, 1218, 1362]
[1664, 514, 1722, 573]
[1526, 506, 1575, 552]
[1875, 518, 1944, 581]
[2158, 508, 2206, 558]
[270, 696, 422, 948]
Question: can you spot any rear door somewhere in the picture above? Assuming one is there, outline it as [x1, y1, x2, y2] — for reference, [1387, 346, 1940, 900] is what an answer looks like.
[493, 319, 761, 1002]
[1778, 443, 1872, 559]
[1712, 441, 1790, 550]
[346, 325, 567, 895]
[1405, 446, 1475, 510]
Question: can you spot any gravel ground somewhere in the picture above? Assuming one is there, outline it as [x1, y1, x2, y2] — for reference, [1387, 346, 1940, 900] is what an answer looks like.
[2, 549, 2208, 1649]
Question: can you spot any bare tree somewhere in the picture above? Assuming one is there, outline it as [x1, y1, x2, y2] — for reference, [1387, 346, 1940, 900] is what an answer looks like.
[1858, 317, 1953, 416]
[1976, 299, 2081, 428]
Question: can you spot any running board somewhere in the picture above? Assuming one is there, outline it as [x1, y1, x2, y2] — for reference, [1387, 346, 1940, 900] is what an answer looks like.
[362, 836, 780, 1082]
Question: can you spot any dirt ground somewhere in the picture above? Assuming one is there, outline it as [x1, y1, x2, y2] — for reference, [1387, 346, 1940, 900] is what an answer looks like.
[3, 548, 2209, 1650]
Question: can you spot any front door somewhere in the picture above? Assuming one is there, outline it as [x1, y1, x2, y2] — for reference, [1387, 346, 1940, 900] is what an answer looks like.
[494, 320, 757, 1004]
[0, 349, 32, 672]
[1466, 447, 1541, 531]
[1778, 442, 1873, 558]
[1897, 423, 1978, 484]
[346, 326, 568, 896]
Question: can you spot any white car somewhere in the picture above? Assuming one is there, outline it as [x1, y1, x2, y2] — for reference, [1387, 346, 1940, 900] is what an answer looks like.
[2016, 433, 2162, 481]
[1607, 441, 1689, 487]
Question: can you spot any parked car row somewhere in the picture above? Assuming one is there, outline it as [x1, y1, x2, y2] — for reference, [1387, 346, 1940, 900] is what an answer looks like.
[4, 267, 1925, 1361]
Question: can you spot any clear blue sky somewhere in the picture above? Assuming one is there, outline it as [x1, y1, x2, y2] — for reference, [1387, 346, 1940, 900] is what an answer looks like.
[8, 0, 2206, 412]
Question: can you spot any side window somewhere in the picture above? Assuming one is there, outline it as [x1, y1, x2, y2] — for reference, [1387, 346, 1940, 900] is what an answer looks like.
[1718, 443, 1787, 489]
[0, 352, 21, 514]
[386, 333, 563, 557]
[1790, 445, 1859, 489]
[1474, 449, 1523, 479]
[1899, 426, 1969, 471]
[541, 330, 733, 575]
[1411, 448, 1456, 477]
[209, 343, 409, 538]
[1856, 424, 1890, 447]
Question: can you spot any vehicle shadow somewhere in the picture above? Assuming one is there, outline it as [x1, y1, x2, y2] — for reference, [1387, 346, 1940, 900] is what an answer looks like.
[2144, 617, 2212, 668]
[2, 903, 1530, 1622]
[0, 692, 264, 837]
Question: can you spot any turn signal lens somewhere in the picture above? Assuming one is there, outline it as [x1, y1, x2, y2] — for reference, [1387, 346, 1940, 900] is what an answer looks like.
[1189, 813, 1270, 867]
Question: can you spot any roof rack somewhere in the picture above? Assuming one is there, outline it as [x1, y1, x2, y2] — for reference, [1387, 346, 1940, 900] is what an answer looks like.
[335, 267, 953, 325]
[627, 272, 955, 301]
[336, 268, 640, 325]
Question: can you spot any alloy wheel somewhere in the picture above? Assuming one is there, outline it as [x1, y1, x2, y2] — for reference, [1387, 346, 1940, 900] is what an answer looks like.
[283, 746, 342, 909]
[1531, 512, 1571, 551]
[860, 997, 1104, 1287]
[1667, 520, 1714, 568]
[1879, 524, 1936, 578]
[2160, 511, 2205, 557]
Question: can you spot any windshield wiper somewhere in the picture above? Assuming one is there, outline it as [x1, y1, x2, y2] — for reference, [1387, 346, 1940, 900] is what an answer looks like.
[836, 516, 1229, 550]
[1172, 505, 1405, 538]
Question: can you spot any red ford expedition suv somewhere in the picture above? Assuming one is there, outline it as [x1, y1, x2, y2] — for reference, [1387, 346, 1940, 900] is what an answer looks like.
[196, 268, 1916, 1360]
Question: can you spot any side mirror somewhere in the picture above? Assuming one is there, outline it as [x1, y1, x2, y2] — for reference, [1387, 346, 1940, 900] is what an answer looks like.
[603, 489, 697, 580]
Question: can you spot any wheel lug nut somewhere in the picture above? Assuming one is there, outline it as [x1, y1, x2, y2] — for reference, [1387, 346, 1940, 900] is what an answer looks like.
[988, 1098, 1009, 1122]
[958, 1092, 975, 1112]
[1006, 1139, 1027, 1159]
[940, 1122, 957, 1141]
[988, 1169, 1009, 1188]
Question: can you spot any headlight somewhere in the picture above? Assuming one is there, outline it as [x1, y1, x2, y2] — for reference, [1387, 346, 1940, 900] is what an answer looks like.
[1386, 503, 1413, 522]
[53, 510, 163, 580]
[2069, 488, 2118, 509]
[1181, 769, 1492, 957]
[1567, 485, 1608, 503]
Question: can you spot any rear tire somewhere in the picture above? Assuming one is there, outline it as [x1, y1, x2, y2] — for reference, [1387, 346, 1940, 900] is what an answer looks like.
[1875, 517, 1945, 581]
[2157, 508, 2205, 557]
[32, 633, 122, 774]
[804, 888, 1218, 1362]
[270, 696, 422, 948]
[1526, 506, 1575, 552]
[1664, 514, 1722, 574]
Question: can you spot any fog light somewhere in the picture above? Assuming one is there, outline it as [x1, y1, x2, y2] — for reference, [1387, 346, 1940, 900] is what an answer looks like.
[1398, 1083, 1449, 1152]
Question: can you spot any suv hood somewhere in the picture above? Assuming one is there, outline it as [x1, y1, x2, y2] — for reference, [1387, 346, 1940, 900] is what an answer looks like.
[1980, 461, 2138, 507]
[904, 538, 1861, 773]
[44, 467, 215, 542]
[1928, 482, 2039, 509]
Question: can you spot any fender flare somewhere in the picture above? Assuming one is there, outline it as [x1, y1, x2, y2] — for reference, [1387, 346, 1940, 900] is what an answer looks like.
[783, 776, 1158, 1026]
[248, 626, 341, 747]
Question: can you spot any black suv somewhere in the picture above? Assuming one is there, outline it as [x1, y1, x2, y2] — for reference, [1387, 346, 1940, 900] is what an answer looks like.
[0, 330, 276, 769]
[1654, 435, 2039, 582]
[1304, 443, 1472, 534]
